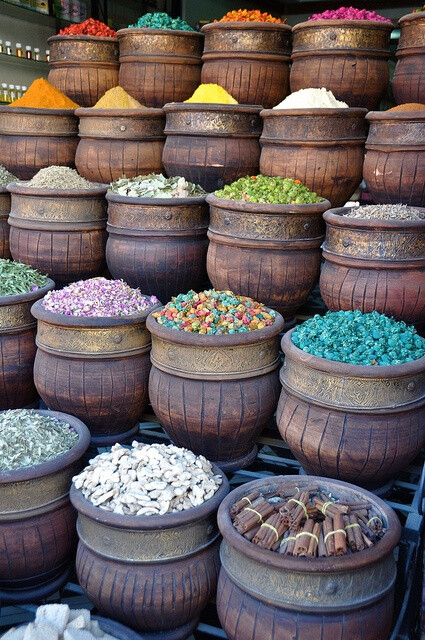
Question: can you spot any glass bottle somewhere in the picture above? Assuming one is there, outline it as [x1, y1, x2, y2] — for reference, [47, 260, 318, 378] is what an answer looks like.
[15, 85, 21, 98]
[5, 41, 12, 55]
[34, 47, 40, 60]
[1, 83, 9, 103]
[16, 43, 23, 57]
[8, 85, 16, 102]
[0, 40, 4, 55]
[25, 45, 32, 59]
[45, 49, 50, 62]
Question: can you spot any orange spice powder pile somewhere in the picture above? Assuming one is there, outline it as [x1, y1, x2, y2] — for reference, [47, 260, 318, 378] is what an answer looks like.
[9, 78, 79, 109]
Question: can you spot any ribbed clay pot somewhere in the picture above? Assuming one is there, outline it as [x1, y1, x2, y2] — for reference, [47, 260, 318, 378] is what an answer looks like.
[48, 35, 119, 107]
[71, 466, 229, 639]
[8, 182, 108, 286]
[201, 22, 292, 109]
[363, 110, 425, 207]
[31, 299, 161, 446]
[320, 206, 425, 331]
[0, 107, 78, 180]
[217, 475, 401, 640]
[75, 108, 165, 183]
[277, 329, 425, 486]
[290, 20, 393, 110]
[118, 28, 203, 107]
[392, 12, 425, 105]
[206, 194, 330, 329]
[0, 187, 11, 258]
[162, 103, 262, 192]
[0, 279, 54, 411]
[147, 310, 284, 472]
[106, 192, 209, 302]
[259, 108, 367, 208]
[0, 409, 90, 603]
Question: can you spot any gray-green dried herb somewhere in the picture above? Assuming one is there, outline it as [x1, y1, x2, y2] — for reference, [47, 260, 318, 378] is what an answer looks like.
[110, 173, 206, 198]
[0, 409, 79, 470]
[27, 166, 93, 189]
[0, 164, 17, 187]
[343, 204, 425, 221]
[0, 258, 48, 296]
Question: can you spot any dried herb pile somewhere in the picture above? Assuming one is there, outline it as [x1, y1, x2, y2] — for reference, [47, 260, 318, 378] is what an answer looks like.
[230, 483, 386, 556]
[0, 164, 17, 187]
[0, 410, 78, 471]
[343, 204, 425, 221]
[27, 166, 93, 189]
[109, 174, 206, 198]
[0, 258, 48, 296]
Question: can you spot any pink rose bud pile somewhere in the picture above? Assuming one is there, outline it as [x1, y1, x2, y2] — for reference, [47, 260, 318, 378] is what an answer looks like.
[309, 6, 392, 22]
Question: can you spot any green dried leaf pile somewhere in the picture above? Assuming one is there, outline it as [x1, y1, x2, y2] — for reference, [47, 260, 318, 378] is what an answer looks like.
[0, 258, 48, 296]
[109, 173, 206, 198]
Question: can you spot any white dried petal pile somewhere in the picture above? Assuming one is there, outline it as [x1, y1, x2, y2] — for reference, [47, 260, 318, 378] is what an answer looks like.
[0, 604, 119, 640]
[72, 442, 223, 515]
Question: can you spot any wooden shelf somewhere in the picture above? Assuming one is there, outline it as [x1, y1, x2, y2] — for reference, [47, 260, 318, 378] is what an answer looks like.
[0, 0, 72, 27]
[0, 51, 49, 69]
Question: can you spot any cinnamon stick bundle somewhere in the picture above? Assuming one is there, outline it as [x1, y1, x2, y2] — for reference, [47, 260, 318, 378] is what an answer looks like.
[230, 491, 261, 518]
[234, 499, 275, 534]
[253, 513, 288, 549]
[293, 518, 315, 557]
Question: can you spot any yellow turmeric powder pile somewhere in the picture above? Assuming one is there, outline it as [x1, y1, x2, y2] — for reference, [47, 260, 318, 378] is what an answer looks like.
[9, 78, 79, 109]
[184, 84, 238, 104]
[93, 86, 146, 109]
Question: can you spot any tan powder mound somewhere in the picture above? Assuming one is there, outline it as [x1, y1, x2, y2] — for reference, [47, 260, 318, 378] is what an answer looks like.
[388, 102, 425, 112]
[93, 86, 146, 109]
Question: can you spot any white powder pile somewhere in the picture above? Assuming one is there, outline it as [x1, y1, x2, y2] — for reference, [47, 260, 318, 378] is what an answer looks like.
[274, 87, 348, 109]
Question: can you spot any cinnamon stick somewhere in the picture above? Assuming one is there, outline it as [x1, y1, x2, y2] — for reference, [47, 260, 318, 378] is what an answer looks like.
[333, 513, 347, 556]
[293, 518, 315, 556]
[234, 499, 274, 534]
[307, 522, 321, 557]
[322, 516, 335, 556]
[230, 491, 261, 518]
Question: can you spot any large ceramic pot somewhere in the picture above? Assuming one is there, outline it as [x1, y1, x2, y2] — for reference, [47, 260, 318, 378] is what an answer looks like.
[8, 182, 108, 286]
[290, 19, 393, 110]
[217, 475, 401, 640]
[276, 329, 425, 486]
[206, 194, 330, 328]
[363, 110, 425, 207]
[0, 409, 90, 603]
[259, 108, 368, 208]
[0, 107, 78, 180]
[320, 206, 425, 330]
[48, 34, 119, 107]
[106, 192, 209, 302]
[147, 310, 284, 472]
[392, 12, 425, 105]
[0, 278, 54, 410]
[71, 466, 229, 639]
[0, 186, 11, 258]
[201, 22, 292, 109]
[162, 103, 262, 192]
[31, 299, 161, 446]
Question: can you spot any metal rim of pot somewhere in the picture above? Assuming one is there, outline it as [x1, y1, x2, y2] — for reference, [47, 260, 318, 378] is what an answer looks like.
[116, 27, 204, 38]
[106, 192, 207, 206]
[0, 106, 78, 116]
[398, 10, 425, 24]
[47, 34, 119, 44]
[323, 205, 425, 229]
[163, 102, 263, 114]
[366, 110, 425, 122]
[201, 21, 292, 33]
[206, 193, 331, 216]
[75, 107, 165, 118]
[260, 107, 368, 118]
[292, 18, 395, 31]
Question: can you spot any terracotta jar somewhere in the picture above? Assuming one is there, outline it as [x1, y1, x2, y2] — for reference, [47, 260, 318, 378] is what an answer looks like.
[276, 329, 425, 486]
[393, 12, 425, 105]
[0, 187, 11, 258]
[0, 410, 90, 603]
[217, 475, 401, 640]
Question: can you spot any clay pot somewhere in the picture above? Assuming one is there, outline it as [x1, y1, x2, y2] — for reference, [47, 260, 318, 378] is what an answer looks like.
[392, 12, 425, 105]
[118, 28, 203, 107]
[276, 329, 425, 486]
[0, 279, 55, 411]
[106, 192, 209, 302]
[217, 475, 401, 640]
[0, 107, 78, 180]
[290, 20, 393, 110]
[0, 187, 11, 258]
[48, 35, 120, 107]
[71, 466, 229, 639]
[206, 194, 330, 328]
[320, 206, 425, 330]
[147, 310, 284, 472]
[162, 103, 262, 192]
[201, 22, 292, 109]
[31, 299, 161, 446]
[8, 182, 108, 286]
[75, 108, 165, 183]
[0, 409, 90, 603]
[259, 108, 368, 208]
[363, 110, 425, 207]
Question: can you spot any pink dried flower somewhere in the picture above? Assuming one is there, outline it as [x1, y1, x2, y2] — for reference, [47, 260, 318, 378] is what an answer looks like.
[309, 6, 392, 22]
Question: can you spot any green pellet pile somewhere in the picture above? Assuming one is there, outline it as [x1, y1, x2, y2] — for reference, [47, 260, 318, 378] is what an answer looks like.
[292, 310, 425, 365]
[0, 258, 48, 296]
[215, 175, 324, 205]
[129, 12, 194, 30]
[0, 164, 17, 187]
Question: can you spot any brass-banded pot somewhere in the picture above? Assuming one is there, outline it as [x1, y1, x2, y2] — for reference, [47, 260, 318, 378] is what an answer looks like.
[75, 107, 165, 183]
[0, 107, 78, 180]
[0, 186, 11, 258]
[392, 12, 425, 105]
[31, 299, 161, 445]
[277, 329, 425, 485]
[8, 182, 108, 286]
[0, 279, 54, 410]
[106, 193, 208, 302]
[217, 475, 401, 640]
[147, 310, 284, 471]
[320, 206, 425, 329]
[71, 466, 229, 638]
[0, 409, 90, 603]
[290, 19, 393, 110]
[206, 194, 330, 328]
[48, 34, 119, 107]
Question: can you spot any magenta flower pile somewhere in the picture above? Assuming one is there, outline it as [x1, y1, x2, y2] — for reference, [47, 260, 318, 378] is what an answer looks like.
[41, 278, 159, 317]
[309, 6, 392, 22]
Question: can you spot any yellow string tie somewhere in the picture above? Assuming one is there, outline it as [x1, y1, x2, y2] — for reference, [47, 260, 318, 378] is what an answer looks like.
[280, 535, 297, 547]
[321, 501, 334, 517]
[367, 516, 383, 528]
[243, 507, 263, 524]
[288, 498, 308, 518]
[324, 529, 347, 544]
[345, 523, 361, 531]
[295, 531, 319, 544]
[241, 497, 252, 505]
[260, 522, 280, 542]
